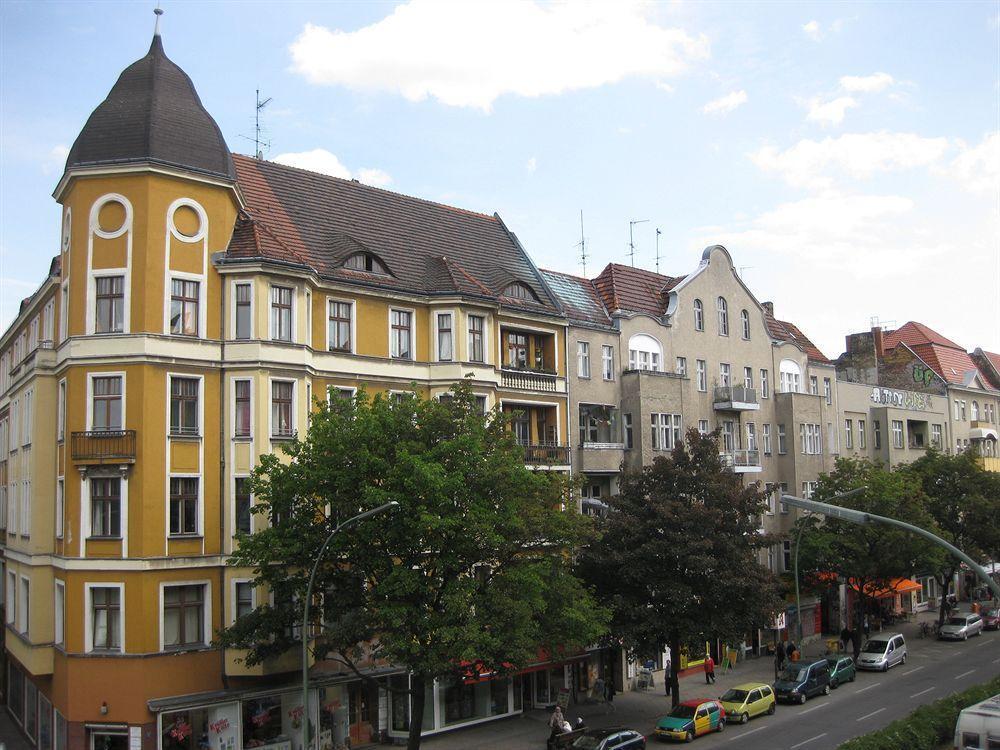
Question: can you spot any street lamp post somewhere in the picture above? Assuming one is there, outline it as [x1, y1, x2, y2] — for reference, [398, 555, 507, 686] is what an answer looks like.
[301, 501, 399, 750]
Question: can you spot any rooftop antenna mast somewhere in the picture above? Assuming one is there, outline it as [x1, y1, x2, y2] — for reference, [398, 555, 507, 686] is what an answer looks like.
[153, 4, 163, 36]
[576, 211, 589, 276]
[737, 265, 754, 280]
[655, 228, 662, 274]
[628, 219, 648, 267]
[255, 89, 272, 159]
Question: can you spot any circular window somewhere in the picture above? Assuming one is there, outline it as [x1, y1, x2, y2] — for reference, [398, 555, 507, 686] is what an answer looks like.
[172, 204, 202, 239]
[97, 200, 127, 235]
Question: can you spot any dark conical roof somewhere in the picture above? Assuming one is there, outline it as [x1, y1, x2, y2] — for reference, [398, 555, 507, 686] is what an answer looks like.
[64, 34, 235, 181]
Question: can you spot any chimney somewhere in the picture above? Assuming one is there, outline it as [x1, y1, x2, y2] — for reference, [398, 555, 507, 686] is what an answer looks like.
[872, 326, 884, 356]
[762, 301, 774, 317]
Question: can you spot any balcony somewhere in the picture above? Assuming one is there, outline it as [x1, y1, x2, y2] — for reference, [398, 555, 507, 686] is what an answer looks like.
[719, 449, 762, 473]
[970, 420, 999, 442]
[522, 443, 571, 466]
[501, 368, 558, 392]
[71, 430, 136, 464]
[713, 386, 760, 411]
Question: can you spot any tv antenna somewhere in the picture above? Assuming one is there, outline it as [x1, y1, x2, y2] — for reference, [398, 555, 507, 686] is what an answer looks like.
[655, 228, 662, 274]
[239, 89, 272, 159]
[628, 219, 648, 267]
[737, 265, 754, 280]
[575, 211, 589, 276]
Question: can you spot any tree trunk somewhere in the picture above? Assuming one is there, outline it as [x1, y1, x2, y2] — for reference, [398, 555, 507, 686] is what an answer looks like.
[406, 675, 427, 750]
[669, 633, 681, 708]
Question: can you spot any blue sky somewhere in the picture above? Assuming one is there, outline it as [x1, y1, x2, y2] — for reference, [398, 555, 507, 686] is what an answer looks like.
[2, 0, 998, 357]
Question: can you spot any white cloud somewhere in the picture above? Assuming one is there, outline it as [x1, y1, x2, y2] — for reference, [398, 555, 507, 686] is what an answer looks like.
[802, 20, 821, 40]
[839, 72, 894, 93]
[655, 81, 676, 94]
[274, 148, 393, 187]
[702, 89, 748, 116]
[289, 0, 710, 110]
[750, 132, 952, 189]
[947, 132, 1000, 194]
[526, 157, 537, 173]
[41, 144, 70, 175]
[805, 96, 858, 125]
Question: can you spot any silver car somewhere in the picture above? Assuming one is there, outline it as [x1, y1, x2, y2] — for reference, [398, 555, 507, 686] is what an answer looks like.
[856, 633, 907, 671]
[939, 613, 984, 640]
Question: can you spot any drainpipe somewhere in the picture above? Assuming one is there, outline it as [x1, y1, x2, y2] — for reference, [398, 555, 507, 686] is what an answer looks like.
[219, 272, 228, 690]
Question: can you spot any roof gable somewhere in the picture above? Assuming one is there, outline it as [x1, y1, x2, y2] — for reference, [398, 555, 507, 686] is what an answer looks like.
[592, 263, 681, 317]
[539, 269, 611, 327]
[883, 321, 963, 351]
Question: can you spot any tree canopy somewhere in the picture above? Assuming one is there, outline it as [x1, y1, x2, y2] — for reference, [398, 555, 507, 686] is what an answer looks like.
[577, 428, 782, 707]
[217, 383, 607, 750]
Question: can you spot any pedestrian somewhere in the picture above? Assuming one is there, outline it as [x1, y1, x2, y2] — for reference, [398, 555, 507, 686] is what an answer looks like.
[774, 647, 785, 680]
[839, 627, 851, 652]
[593, 676, 605, 704]
[548, 706, 565, 741]
[664, 650, 672, 684]
[704, 654, 716, 684]
[863, 614, 870, 639]
[604, 678, 616, 713]
[785, 641, 796, 661]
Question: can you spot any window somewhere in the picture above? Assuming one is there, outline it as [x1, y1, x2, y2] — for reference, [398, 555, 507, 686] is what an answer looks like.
[746, 422, 758, 451]
[5, 570, 14, 625]
[468, 315, 485, 362]
[602, 345, 614, 380]
[95, 276, 124, 333]
[858, 419, 867, 449]
[765, 483, 776, 515]
[954, 400, 961, 420]
[892, 420, 904, 449]
[577, 342, 591, 378]
[21, 478, 30, 536]
[92, 375, 122, 431]
[651, 413, 682, 451]
[234, 380, 251, 438]
[763, 424, 772, 455]
[623, 413, 633, 449]
[760, 369, 769, 399]
[779, 483, 789, 513]
[802, 481, 818, 499]
[873, 420, 882, 449]
[511, 410, 530, 445]
[693, 299, 704, 331]
[271, 381, 294, 438]
[778, 424, 787, 454]
[90, 586, 122, 651]
[169, 477, 199, 536]
[799, 423, 822, 454]
[344, 252, 387, 274]
[436, 312, 453, 361]
[170, 279, 199, 336]
[390, 309, 412, 359]
[502, 282, 536, 300]
[741, 309, 750, 340]
[744, 366, 753, 390]
[696, 359, 707, 391]
[163, 584, 205, 649]
[90, 477, 121, 537]
[235, 582, 254, 621]
[23, 389, 32, 445]
[55, 581, 65, 647]
[809, 375, 819, 395]
[627, 334, 662, 372]
[57, 380, 66, 441]
[719, 363, 731, 387]
[972, 401, 980, 421]
[56, 479, 64, 539]
[270, 286, 293, 342]
[720, 420, 735, 451]
[234, 283, 252, 339]
[18, 575, 29, 634]
[235, 477, 252, 535]
[328, 300, 352, 352]
[961, 401, 967, 420]
[845, 419, 854, 449]
[824, 378, 832, 404]
[717, 297, 729, 335]
[675, 356, 687, 377]
[782, 541, 792, 571]
[169, 377, 199, 436]
[779, 360, 801, 393]
[931, 424, 942, 448]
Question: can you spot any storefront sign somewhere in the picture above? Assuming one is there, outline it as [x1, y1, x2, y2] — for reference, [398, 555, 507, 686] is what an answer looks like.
[210, 718, 231, 735]
[870, 387, 933, 411]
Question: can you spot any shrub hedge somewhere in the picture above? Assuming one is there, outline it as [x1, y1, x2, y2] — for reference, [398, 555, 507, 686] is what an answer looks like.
[838, 676, 1000, 750]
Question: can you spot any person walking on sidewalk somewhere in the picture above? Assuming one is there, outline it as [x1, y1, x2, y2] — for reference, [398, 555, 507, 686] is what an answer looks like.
[548, 706, 566, 742]
[704, 654, 716, 684]
[774, 647, 785, 680]
[604, 679, 616, 713]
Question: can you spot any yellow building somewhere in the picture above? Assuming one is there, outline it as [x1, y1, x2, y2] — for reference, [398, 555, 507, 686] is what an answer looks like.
[1, 23, 570, 750]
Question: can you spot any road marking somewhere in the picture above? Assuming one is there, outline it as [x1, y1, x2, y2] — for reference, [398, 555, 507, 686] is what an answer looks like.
[910, 687, 935, 698]
[901, 666, 924, 676]
[790, 733, 828, 749]
[800, 702, 831, 716]
[955, 669, 976, 680]
[993, 657, 1000, 664]
[856, 682, 882, 693]
[974, 638, 992, 647]
[728, 725, 767, 742]
[857, 708, 886, 722]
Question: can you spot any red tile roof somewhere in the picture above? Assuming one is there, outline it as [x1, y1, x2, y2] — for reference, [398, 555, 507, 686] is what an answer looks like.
[910, 343, 984, 386]
[775, 319, 832, 364]
[882, 321, 963, 351]
[592, 263, 682, 317]
[971, 349, 1000, 390]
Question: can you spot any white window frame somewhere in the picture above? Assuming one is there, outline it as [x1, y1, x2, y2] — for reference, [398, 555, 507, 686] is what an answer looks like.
[744, 366, 753, 390]
[158, 580, 212, 652]
[56, 477, 65, 539]
[84, 582, 125, 653]
[232, 376, 254, 440]
[696, 359, 707, 391]
[762, 423, 772, 455]
[167, 373, 203, 438]
[18, 574, 29, 634]
[231, 577, 257, 625]
[859, 419, 867, 449]
[167, 273, 204, 338]
[577, 341, 591, 378]
[269, 284, 295, 343]
[778, 424, 787, 454]
[693, 299, 704, 331]
[845, 419, 854, 449]
[232, 280, 254, 340]
[602, 345, 614, 381]
[85, 372, 126, 431]
[466, 313, 488, 364]
[627, 334, 662, 372]
[892, 419, 904, 449]
[433, 309, 455, 362]
[698, 419, 709, 435]
[389, 307, 416, 360]
[54, 580, 65, 648]
[675, 356, 687, 377]
[717, 296, 729, 336]
[719, 363, 731, 387]
[269, 377, 297, 440]
[779, 360, 801, 394]
[741, 309, 750, 340]
[824, 378, 832, 405]
[760, 369, 769, 399]
[167, 473, 202, 538]
[6, 570, 15, 624]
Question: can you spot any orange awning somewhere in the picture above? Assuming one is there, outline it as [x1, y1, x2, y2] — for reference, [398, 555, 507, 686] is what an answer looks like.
[814, 573, 922, 598]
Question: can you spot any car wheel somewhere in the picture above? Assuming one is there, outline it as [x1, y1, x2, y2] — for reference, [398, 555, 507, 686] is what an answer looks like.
[768, 703, 776, 715]
[741, 712, 749, 725]
[849, 673, 856, 683]
[685, 731, 694, 743]
[882, 662, 888, 672]
[822, 684, 831, 696]
[963, 632, 968, 641]
[831, 678, 839, 689]
[799, 694, 806, 705]
[717, 720, 725, 733]
[902, 653, 907, 664]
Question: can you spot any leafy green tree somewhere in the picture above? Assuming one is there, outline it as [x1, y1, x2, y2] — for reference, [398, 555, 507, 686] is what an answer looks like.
[796, 458, 937, 654]
[217, 383, 607, 750]
[577, 428, 782, 708]
[904, 450, 1000, 624]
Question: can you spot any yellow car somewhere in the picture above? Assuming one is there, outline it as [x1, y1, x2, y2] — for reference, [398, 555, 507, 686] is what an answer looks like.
[718, 682, 776, 724]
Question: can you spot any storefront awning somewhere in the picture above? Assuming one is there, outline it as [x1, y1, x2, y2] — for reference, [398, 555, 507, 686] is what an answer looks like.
[815, 573, 922, 598]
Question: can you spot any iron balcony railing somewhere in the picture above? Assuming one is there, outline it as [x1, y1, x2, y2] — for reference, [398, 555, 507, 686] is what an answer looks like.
[521, 443, 571, 465]
[71, 430, 136, 463]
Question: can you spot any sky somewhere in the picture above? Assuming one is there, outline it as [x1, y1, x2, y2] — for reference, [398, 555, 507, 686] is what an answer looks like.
[1, 0, 998, 359]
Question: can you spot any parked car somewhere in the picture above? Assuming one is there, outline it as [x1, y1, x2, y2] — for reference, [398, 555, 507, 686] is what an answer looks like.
[939, 613, 984, 641]
[983, 608, 1000, 631]
[570, 727, 646, 750]
[654, 699, 726, 742]
[826, 655, 856, 688]
[773, 659, 831, 704]
[856, 633, 907, 671]
[718, 682, 776, 724]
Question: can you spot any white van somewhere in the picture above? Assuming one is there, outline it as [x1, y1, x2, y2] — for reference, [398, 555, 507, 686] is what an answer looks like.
[954, 693, 1000, 749]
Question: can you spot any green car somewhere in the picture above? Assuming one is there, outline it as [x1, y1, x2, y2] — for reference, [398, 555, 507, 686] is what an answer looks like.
[826, 655, 856, 688]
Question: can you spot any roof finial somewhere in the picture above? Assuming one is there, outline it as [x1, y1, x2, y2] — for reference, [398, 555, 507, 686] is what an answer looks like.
[153, 4, 164, 37]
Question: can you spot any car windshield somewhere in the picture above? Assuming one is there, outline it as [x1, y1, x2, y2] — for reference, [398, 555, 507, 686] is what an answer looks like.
[720, 689, 748, 703]
[780, 668, 805, 682]
[948, 617, 968, 626]
[670, 705, 697, 719]
[862, 640, 888, 653]
[571, 736, 603, 750]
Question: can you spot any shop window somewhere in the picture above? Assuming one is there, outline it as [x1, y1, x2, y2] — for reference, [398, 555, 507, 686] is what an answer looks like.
[163, 703, 239, 750]
[90, 733, 128, 750]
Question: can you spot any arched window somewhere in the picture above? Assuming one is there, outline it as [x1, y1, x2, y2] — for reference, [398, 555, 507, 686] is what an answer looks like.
[741, 309, 750, 340]
[693, 299, 704, 331]
[344, 252, 388, 275]
[502, 282, 538, 301]
[717, 297, 729, 336]
[627, 334, 662, 372]
[972, 401, 980, 421]
[779, 359, 802, 394]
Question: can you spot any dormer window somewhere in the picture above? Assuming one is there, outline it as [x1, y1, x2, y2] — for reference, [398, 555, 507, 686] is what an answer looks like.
[344, 252, 388, 275]
[502, 282, 537, 301]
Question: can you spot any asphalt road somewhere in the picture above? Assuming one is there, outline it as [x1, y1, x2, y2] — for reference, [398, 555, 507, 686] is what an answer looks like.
[689, 629, 1000, 750]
